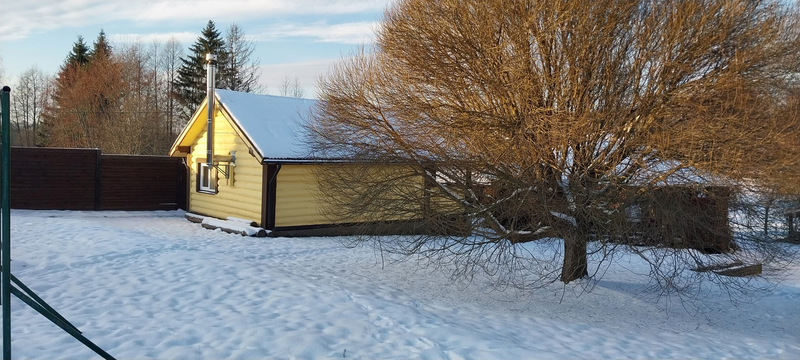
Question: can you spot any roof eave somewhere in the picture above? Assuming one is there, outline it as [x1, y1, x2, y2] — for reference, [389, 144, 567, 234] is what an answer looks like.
[168, 97, 210, 157]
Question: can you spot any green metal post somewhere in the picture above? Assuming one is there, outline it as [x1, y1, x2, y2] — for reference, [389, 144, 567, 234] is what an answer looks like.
[3, 269, 80, 334]
[0, 86, 113, 359]
[2, 85, 11, 360]
[9, 287, 114, 360]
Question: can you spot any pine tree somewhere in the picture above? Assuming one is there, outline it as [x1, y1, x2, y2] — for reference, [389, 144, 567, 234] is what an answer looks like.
[65, 36, 91, 68]
[173, 20, 229, 117]
[49, 35, 91, 120]
[89, 29, 112, 62]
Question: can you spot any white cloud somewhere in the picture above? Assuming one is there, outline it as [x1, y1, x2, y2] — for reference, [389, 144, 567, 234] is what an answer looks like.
[135, 1, 389, 22]
[1, 0, 125, 41]
[109, 32, 198, 45]
[255, 21, 379, 44]
[0, 0, 391, 41]
[259, 59, 341, 98]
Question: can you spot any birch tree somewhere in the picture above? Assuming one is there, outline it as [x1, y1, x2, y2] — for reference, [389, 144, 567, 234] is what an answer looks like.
[225, 23, 262, 93]
[0, 56, 6, 85]
[278, 75, 305, 98]
[11, 66, 52, 147]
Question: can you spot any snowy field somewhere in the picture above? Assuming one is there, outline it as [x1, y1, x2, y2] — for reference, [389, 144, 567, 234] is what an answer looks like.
[1, 210, 798, 359]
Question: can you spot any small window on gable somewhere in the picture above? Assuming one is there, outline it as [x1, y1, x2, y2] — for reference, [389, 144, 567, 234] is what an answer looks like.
[198, 162, 217, 194]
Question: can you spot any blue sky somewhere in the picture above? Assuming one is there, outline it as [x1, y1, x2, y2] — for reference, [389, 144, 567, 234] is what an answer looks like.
[0, 0, 394, 98]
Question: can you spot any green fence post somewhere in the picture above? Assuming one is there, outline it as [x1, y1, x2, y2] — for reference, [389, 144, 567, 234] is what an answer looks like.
[2, 85, 12, 360]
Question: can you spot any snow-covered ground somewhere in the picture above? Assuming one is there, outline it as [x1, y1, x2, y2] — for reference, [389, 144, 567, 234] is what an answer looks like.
[1, 210, 798, 359]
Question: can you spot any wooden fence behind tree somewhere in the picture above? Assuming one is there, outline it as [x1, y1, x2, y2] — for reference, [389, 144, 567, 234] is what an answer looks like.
[3, 147, 187, 211]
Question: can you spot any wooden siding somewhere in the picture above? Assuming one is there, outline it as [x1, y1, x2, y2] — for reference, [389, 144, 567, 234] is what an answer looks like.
[100, 155, 187, 210]
[274, 164, 424, 228]
[188, 110, 263, 224]
[274, 165, 326, 227]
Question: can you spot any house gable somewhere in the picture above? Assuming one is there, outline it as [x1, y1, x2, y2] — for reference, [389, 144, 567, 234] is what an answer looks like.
[168, 98, 260, 159]
[185, 107, 264, 225]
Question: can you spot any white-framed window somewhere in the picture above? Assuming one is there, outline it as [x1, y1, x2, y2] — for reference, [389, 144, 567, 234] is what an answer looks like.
[198, 162, 217, 194]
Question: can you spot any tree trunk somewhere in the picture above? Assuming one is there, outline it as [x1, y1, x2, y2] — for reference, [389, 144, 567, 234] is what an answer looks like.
[763, 200, 771, 237]
[561, 236, 588, 283]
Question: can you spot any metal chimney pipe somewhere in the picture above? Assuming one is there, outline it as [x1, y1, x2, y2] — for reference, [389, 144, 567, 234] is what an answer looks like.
[206, 53, 217, 168]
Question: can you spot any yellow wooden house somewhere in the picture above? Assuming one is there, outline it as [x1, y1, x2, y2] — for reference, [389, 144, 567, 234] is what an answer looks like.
[169, 89, 345, 234]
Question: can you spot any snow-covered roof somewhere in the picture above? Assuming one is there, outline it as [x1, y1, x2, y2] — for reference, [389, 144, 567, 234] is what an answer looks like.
[626, 159, 732, 187]
[169, 89, 321, 162]
[215, 90, 318, 162]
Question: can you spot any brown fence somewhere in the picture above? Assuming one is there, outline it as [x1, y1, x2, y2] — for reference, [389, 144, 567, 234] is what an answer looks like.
[5, 147, 187, 211]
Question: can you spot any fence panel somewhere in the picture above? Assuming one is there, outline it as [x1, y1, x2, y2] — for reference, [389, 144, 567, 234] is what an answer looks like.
[3, 147, 187, 211]
[100, 155, 186, 211]
[9, 147, 99, 210]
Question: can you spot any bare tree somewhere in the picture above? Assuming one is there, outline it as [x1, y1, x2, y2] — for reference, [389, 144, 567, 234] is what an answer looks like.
[733, 88, 800, 241]
[161, 36, 184, 135]
[308, 0, 800, 299]
[0, 56, 6, 85]
[114, 40, 162, 154]
[42, 32, 126, 149]
[225, 23, 263, 93]
[42, 32, 179, 155]
[278, 75, 305, 98]
[11, 66, 52, 146]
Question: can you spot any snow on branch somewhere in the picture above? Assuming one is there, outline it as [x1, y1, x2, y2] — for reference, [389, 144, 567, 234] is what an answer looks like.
[550, 211, 577, 227]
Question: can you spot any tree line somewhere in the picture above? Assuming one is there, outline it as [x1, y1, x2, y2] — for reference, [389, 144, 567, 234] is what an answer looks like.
[5, 20, 303, 155]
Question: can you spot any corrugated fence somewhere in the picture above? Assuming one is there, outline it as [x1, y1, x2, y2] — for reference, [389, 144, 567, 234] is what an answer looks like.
[5, 147, 187, 211]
